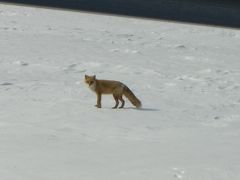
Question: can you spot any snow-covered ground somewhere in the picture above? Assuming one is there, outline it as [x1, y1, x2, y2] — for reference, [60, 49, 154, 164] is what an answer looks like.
[0, 3, 240, 180]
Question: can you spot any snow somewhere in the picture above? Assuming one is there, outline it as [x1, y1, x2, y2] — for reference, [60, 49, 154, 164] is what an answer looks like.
[0, 3, 240, 180]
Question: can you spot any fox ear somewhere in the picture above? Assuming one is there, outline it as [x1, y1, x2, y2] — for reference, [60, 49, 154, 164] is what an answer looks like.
[93, 75, 96, 79]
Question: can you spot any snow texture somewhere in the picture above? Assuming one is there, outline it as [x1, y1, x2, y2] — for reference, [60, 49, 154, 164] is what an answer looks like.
[0, 3, 240, 180]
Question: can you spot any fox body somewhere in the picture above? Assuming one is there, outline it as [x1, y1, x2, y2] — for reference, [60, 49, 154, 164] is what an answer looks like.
[85, 75, 141, 109]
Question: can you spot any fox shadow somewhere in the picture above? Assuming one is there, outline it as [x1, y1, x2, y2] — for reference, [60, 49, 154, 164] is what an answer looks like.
[124, 107, 160, 111]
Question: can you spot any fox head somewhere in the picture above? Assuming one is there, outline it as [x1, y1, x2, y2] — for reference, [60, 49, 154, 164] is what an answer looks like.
[85, 75, 96, 86]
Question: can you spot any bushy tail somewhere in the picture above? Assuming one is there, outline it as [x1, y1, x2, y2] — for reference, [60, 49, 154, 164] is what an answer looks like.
[123, 86, 142, 108]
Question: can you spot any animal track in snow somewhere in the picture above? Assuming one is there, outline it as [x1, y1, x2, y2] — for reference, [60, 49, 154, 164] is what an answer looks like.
[176, 75, 201, 82]
[116, 33, 134, 38]
[13, 61, 29, 66]
[0, 82, 13, 86]
[172, 168, 185, 179]
[202, 115, 240, 128]
[176, 45, 187, 49]
[1, 26, 18, 31]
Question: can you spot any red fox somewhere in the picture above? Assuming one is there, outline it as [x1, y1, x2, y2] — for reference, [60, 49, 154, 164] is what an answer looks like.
[85, 75, 141, 109]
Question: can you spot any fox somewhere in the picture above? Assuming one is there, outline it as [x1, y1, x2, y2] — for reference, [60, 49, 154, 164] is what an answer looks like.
[85, 75, 141, 109]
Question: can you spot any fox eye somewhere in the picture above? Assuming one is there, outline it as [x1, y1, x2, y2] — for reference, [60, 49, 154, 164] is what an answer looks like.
[86, 80, 94, 84]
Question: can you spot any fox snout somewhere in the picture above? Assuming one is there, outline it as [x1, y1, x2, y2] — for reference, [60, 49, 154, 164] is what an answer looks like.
[85, 80, 94, 86]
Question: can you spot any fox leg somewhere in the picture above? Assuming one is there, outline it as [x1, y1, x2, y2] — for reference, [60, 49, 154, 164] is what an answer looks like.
[95, 92, 102, 108]
[112, 95, 119, 109]
[119, 96, 125, 108]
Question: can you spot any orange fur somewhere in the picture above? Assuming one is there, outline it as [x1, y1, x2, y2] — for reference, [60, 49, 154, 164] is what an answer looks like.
[85, 75, 141, 109]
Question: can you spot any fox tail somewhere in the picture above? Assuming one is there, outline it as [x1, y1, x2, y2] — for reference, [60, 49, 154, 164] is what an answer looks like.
[123, 86, 142, 108]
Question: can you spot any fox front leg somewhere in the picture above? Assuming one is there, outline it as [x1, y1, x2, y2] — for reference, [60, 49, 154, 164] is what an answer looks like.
[95, 93, 102, 108]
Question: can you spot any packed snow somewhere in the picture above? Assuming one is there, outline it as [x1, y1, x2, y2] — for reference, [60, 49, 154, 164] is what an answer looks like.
[0, 3, 240, 180]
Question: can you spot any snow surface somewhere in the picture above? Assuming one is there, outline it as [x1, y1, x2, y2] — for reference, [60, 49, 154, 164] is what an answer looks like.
[0, 3, 240, 180]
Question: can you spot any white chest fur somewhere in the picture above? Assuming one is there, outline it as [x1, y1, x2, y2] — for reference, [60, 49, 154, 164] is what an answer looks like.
[89, 82, 96, 92]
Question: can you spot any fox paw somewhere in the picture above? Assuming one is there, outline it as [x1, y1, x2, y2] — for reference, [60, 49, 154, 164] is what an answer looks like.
[95, 105, 101, 108]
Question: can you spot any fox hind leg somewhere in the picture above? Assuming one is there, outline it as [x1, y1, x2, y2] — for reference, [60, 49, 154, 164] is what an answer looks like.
[119, 96, 125, 108]
[112, 95, 119, 109]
